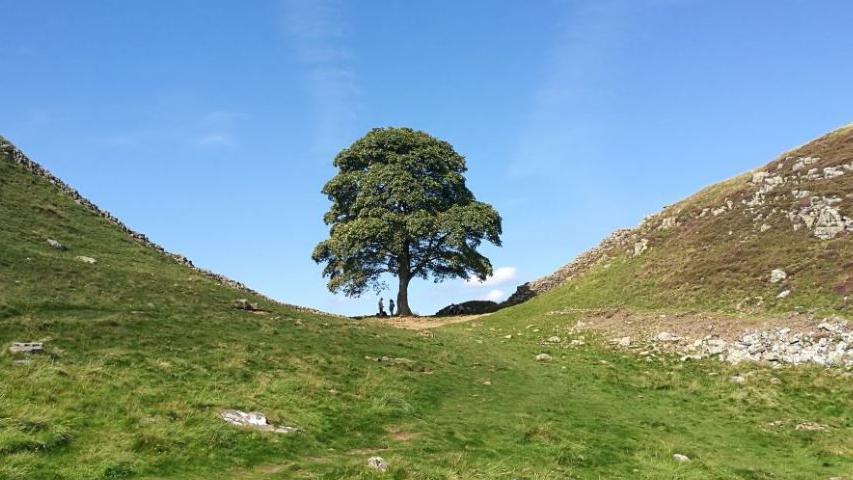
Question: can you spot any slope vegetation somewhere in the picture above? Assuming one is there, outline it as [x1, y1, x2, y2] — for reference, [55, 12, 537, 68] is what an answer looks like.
[507, 125, 853, 317]
[1, 137, 851, 479]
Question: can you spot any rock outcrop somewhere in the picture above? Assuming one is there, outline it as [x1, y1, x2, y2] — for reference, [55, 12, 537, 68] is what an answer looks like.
[503, 125, 853, 311]
[436, 300, 500, 316]
[630, 320, 853, 367]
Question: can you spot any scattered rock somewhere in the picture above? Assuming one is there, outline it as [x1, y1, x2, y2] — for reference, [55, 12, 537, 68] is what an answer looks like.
[769, 269, 787, 284]
[751, 171, 770, 184]
[46, 238, 65, 251]
[654, 332, 680, 342]
[75, 255, 96, 264]
[777, 289, 791, 299]
[633, 238, 649, 257]
[611, 336, 631, 347]
[672, 453, 691, 463]
[658, 216, 678, 230]
[657, 320, 853, 367]
[233, 299, 267, 313]
[795, 422, 829, 432]
[535, 353, 553, 362]
[546, 336, 561, 343]
[729, 375, 747, 384]
[220, 410, 299, 434]
[367, 456, 389, 472]
[9, 342, 44, 354]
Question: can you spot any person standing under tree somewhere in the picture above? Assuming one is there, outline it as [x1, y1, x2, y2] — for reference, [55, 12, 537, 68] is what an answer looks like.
[378, 297, 385, 317]
[389, 299, 396, 317]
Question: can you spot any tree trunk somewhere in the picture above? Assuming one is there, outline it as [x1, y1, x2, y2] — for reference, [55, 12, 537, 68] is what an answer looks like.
[396, 270, 412, 316]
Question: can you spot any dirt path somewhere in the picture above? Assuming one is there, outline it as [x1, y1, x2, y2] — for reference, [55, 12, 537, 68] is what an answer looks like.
[365, 314, 491, 330]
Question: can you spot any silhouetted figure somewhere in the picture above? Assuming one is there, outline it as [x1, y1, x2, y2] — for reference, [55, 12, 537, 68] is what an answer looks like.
[389, 299, 396, 316]
[378, 297, 386, 317]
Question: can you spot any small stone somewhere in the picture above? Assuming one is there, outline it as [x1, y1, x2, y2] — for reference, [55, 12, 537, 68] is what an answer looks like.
[367, 456, 389, 472]
[47, 238, 65, 250]
[730, 375, 747, 384]
[233, 298, 261, 311]
[751, 171, 770, 183]
[633, 239, 649, 257]
[9, 342, 44, 354]
[503, 334, 512, 339]
[769, 269, 787, 284]
[220, 410, 299, 434]
[673, 453, 691, 463]
[654, 332, 680, 342]
[795, 422, 829, 432]
[777, 290, 791, 299]
[535, 353, 553, 362]
[75, 256, 96, 264]
[547, 336, 561, 343]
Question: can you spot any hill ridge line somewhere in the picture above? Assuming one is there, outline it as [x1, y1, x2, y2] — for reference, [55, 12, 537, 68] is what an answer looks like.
[504, 124, 853, 308]
[0, 136, 334, 317]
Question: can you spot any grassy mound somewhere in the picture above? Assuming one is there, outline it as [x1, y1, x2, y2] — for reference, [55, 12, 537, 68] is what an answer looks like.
[510, 125, 853, 317]
[1, 137, 851, 479]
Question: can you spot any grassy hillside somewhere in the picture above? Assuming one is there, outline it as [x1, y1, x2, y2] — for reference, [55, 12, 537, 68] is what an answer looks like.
[509, 126, 853, 317]
[1, 137, 851, 479]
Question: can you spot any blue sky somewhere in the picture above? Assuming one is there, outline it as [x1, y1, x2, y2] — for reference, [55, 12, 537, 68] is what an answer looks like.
[2, 1, 852, 315]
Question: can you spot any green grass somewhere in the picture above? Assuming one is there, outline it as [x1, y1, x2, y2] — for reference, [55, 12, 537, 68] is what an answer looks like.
[2, 143, 852, 479]
[522, 126, 853, 317]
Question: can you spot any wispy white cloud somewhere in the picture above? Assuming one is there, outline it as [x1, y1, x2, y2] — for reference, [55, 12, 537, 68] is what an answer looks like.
[466, 266, 518, 288]
[284, 0, 360, 158]
[196, 132, 236, 148]
[199, 110, 247, 128]
[508, 0, 631, 179]
[195, 110, 244, 148]
[482, 289, 507, 302]
[97, 108, 244, 150]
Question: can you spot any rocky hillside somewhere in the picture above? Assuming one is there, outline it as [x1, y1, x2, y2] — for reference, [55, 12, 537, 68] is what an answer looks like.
[506, 125, 853, 316]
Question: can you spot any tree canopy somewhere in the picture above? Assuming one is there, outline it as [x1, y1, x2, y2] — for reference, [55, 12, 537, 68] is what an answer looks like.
[312, 127, 502, 315]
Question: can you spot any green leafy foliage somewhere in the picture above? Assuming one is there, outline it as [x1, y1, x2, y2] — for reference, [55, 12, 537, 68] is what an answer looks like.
[313, 128, 502, 314]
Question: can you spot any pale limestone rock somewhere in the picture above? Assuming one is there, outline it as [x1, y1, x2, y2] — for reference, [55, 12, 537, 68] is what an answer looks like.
[633, 238, 649, 257]
[769, 269, 787, 283]
[367, 457, 389, 472]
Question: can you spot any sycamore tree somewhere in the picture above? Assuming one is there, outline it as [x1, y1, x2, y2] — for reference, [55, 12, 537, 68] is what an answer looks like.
[312, 127, 502, 316]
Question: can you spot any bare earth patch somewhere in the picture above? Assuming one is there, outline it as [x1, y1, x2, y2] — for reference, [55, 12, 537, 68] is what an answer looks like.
[365, 314, 491, 330]
[556, 308, 832, 341]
